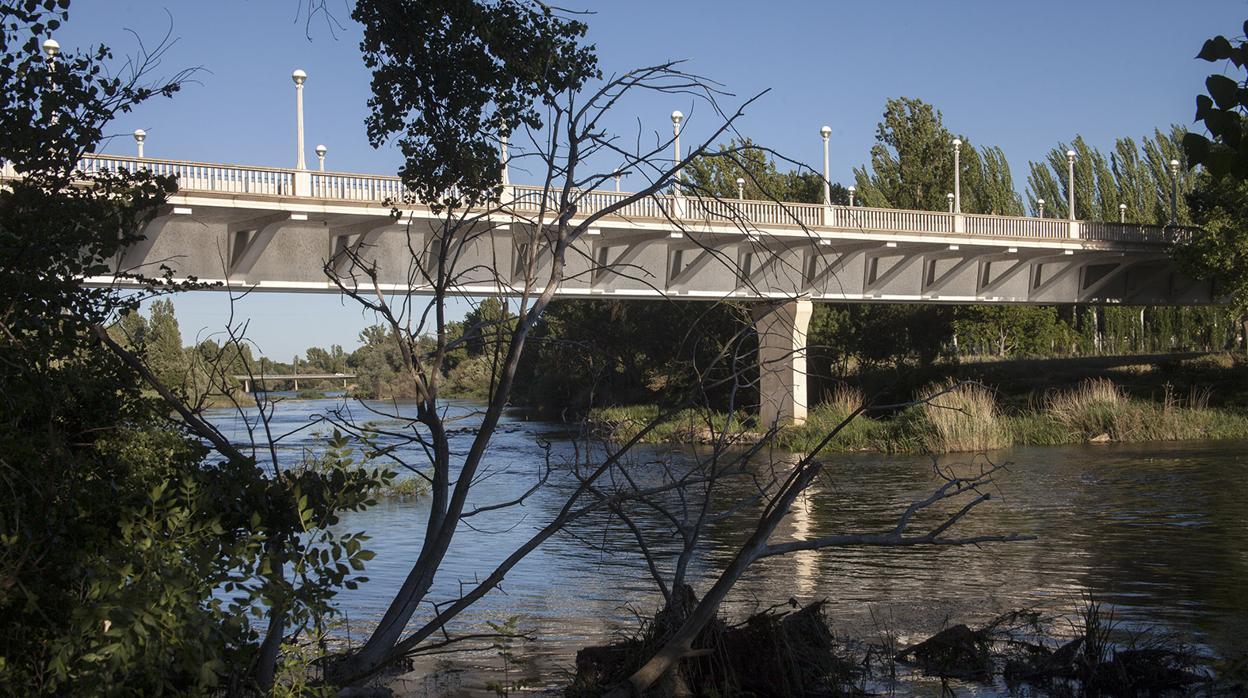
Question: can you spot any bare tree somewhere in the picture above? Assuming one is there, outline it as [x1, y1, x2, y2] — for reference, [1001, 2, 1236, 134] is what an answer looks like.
[296, 48, 1037, 688]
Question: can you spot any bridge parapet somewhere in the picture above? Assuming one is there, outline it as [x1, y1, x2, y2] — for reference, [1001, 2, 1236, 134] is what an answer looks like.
[49, 153, 1188, 247]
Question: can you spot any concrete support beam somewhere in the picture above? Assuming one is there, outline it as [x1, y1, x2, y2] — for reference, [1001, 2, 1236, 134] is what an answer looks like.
[752, 298, 813, 427]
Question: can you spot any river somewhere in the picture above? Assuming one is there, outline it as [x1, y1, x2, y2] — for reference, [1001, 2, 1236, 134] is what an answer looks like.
[205, 395, 1248, 695]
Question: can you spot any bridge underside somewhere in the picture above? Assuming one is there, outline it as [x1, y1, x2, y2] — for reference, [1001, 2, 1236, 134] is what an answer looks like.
[96, 195, 1212, 427]
[99, 196, 1211, 306]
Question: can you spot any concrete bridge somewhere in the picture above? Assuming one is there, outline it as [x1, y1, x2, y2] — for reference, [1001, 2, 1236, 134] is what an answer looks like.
[8, 149, 1206, 426]
[233, 372, 356, 393]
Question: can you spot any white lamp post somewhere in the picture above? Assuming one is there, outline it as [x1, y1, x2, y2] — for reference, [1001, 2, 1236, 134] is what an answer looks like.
[499, 131, 509, 186]
[1066, 149, 1076, 221]
[1037, 198, 1045, 218]
[315, 144, 327, 172]
[820, 124, 832, 206]
[952, 138, 962, 214]
[42, 38, 59, 122]
[736, 177, 745, 200]
[947, 192, 955, 213]
[614, 169, 621, 192]
[671, 110, 683, 193]
[1169, 159, 1180, 225]
[848, 185, 856, 207]
[1119, 202, 1127, 223]
[134, 129, 146, 158]
[292, 69, 307, 170]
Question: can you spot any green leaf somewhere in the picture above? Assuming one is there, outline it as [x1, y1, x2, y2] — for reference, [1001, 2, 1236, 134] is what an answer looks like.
[1197, 35, 1234, 62]
[1206, 74, 1240, 110]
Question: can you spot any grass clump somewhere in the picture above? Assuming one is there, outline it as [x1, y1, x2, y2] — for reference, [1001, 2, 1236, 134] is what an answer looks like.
[780, 385, 886, 452]
[915, 380, 1011, 453]
[590, 405, 748, 444]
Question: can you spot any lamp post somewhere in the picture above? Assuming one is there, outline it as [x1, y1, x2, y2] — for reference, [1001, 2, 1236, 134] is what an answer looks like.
[1169, 159, 1180, 225]
[848, 185, 856, 207]
[315, 144, 327, 172]
[134, 129, 146, 158]
[1037, 198, 1045, 218]
[820, 125, 832, 207]
[952, 138, 962, 214]
[947, 192, 955, 213]
[736, 177, 745, 200]
[614, 169, 621, 192]
[42, 38, 59, 123]
[671, 110, 683, 194]
[292, 69, 307, 170]
[1119, 202, 1127, 224]
[1066, 149, 1076, 221]
[499, 131, 509, 186]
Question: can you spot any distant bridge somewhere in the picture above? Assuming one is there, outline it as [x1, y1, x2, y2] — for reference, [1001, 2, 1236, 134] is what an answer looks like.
[233, 372, 355, 393]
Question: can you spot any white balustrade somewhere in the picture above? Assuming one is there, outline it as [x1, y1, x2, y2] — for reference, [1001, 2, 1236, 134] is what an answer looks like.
[4, 153, 1181, 245]
[962, 213, 1070, 239]
[828, 206, 955, 235]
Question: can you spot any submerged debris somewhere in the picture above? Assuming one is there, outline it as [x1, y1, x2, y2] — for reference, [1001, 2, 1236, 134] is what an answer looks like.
[568, 594, 859, 697]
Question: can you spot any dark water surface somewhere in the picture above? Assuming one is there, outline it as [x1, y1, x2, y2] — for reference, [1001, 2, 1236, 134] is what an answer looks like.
[206, 395, 1248, 692]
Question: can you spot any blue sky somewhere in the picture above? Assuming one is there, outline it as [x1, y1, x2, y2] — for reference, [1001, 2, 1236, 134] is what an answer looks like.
[60, 0, 1245, 358]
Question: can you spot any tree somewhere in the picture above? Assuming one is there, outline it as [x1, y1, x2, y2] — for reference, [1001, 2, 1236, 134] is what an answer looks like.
[1180, 20, 1248, 314]
[851, 97, 1022, 215]
[1027, 128, 1193, 223]
[0, 3, 385, 692]
[317, 4, 1028, 692]
[685, 136, 849, 204]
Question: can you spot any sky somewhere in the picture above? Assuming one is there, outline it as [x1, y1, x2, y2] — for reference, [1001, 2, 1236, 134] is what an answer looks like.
[57, 0, 1247, 358]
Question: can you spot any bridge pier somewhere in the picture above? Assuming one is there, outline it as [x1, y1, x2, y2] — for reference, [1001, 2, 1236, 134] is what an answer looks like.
[752, 299, 813, 427]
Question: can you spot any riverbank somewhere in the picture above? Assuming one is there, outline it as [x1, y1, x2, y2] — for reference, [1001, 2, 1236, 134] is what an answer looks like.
[590, 375, 1248, 454]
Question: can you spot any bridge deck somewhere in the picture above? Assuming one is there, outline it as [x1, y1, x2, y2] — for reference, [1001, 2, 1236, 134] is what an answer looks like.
[4, 154, 1208, 305]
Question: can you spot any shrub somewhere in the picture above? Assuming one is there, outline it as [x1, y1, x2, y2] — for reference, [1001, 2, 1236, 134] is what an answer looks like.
[916, 380, 1011, 453]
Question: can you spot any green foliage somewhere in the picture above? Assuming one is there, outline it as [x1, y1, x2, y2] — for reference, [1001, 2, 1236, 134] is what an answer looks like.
[1180, 175, 1248, 310]
[0, 3, 387, 692]
[685, 137, 849, 204]
[851, 97, 1023, 215]
[353, 0, 599, 208]
[1025, 128, 1192, 222]
[483, 615, 534, 698]
[1182, 22, 1248, 180]
[513, 299, 751, 412]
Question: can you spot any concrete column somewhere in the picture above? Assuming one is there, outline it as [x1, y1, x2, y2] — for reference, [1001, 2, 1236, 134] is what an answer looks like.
[752, 299, 814, 427]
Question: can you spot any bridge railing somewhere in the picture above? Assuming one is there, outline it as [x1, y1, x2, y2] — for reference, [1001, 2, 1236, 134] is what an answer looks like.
[962, 213, 1071, 239]
[311, 171, 406, 201]
[829, 206, 955, 235]
[78, 154, 295, 196]
[50, 154, 1190, 245]
[1081, 221, 1184, 244]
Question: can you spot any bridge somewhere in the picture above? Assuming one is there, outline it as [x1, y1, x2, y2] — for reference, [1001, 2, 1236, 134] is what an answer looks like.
[5, 149, 1207, 426]
[232, 372, 356, 393]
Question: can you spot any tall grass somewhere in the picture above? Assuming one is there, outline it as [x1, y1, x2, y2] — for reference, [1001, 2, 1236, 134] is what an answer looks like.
[780, 384, 885, 452]
[1041, 378, 1242, 442]
[591, 376, 1248, 453]
[916, 380, 1011, 453]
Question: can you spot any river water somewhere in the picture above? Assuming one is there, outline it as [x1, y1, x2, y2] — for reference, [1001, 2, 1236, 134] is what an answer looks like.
[205, 395, 1248, 694]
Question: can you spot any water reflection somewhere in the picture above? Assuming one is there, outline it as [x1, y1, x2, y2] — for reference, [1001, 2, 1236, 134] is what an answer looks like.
[205, 396, 1248, 677]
